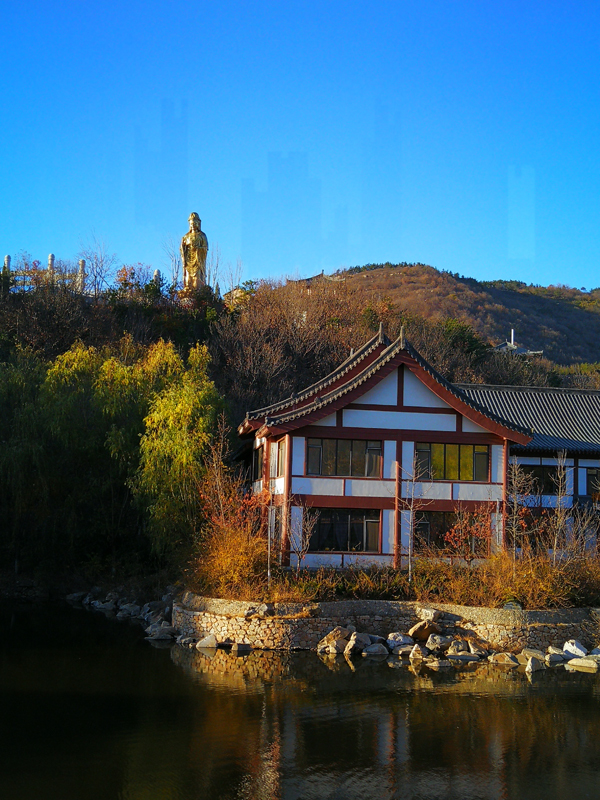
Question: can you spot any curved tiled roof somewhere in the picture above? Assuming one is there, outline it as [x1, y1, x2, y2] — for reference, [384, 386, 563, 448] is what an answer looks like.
[457, 384, 600, 454]
[244, 331, 531, 438]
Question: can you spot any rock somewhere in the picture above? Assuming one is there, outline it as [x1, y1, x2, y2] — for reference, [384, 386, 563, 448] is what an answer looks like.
[256, 602, 274, 616]
[119, 603, 141, 617]
[362, 642, 389, 656]
[546, 653, 565, 665]
[489, 652, 519, 666]
[447, 640, 469, 655]
[344, 632, 372, 655]
[547, 646, 565, 656]
[66, 591, 87, 602]
[327, 638, 348, 654]
[417, 607, 442, 623]
[392, 644, 415, 657]
[177, 636, 199, 648]
[318, 627, 352, 649]
[408, 620, 442, 641]
[409, 643, 429, 660]
[521, 647, 546, 661]
[231, 642, 252, 655]
[425, 658, 452, 669]
[425, 634, 453, 652]
[447, 653, 481, 663]
[196, 634, 218, 649]
[468, 641, 488, 657]
[525, 656, 546, 673]
[564, 640, 588, 658]
[589, 647, 600, 656]
[387, 632, 414, 647]
[502, 600, 523, 610]
[368, 634, 388, 645]
[91, 600, 116, 612]
[568, 657, 599, 672]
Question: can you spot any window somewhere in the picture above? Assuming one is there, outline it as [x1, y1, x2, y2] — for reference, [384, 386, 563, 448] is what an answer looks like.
[252, 445, 263, 481]
[415, 443, 489, 481]
[270, 439, 286, 478]
[520, 464, 559, 495]
[306, 439, 382, 478]
[587, 468, 600, 497]
[309, 509, 380, 552]
[414, 511, 457, 550]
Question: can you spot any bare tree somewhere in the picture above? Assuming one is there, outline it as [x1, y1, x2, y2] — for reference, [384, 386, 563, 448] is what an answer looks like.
[79, 233, 118, 298]
[162, 236, 182, 293]
[399, 453, 433, 580]
[288, 501, 319, 578]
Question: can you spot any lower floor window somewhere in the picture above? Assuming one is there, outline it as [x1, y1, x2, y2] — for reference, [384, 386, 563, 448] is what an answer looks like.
[415, 511, 457, 550]
[309, 508, 380, 552]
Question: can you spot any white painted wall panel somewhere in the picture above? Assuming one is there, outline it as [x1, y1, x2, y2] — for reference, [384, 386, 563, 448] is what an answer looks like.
[292, 437, 305, 476]
[356, 369, 398, 405]
[566, 467, 574, 496]
[401, 482, 452, 500]
[252, 479, 263, 494]
[313, 412, 337, 427]
[400, 510, 412, 551]
[343, 409, 456, 431]
[579, 468, 588, 494]
[542, 457, 574, 466]
[289, 506, 303, 552]
[491, 513, 503, 553]
[515, 456, 541, 465]
[345, 479, 393, 498]
[339, 554, 394, 568]
[453, 483, 502, 502]
[491, 445, 504, 484]
[401, 441, 415, 478]
[383, 509, 395, 555]
[383, 440, 396, 479]
[579, 459, 600, 468]
[303, 553, 342, 568]
[404, 368, 450, 408]
[291, 477, 344, 496]
[462, 417, 489, 433]
[270, 477, 285, 495]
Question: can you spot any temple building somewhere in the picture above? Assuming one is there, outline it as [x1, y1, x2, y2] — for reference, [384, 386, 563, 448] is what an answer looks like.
[238, 328, 600, 568]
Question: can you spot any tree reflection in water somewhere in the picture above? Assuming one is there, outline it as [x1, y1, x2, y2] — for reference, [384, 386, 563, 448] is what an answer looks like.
[2, 603, 600, 800]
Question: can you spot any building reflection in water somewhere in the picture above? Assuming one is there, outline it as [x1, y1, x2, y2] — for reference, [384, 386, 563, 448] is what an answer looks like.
[171, 647, 600, 800]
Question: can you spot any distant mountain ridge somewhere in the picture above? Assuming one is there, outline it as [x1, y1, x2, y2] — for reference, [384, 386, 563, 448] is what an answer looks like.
[339, 263, 600, 365]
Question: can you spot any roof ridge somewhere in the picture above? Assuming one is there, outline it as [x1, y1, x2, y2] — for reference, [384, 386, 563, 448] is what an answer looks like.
[457, 382, 600, 395]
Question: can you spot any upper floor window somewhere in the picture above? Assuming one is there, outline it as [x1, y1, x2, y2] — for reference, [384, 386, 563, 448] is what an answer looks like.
[270, 439, 286, 478]
[252, 445, 264, 481]
[415, 443, 489, 482]
[306, 438, 382, 478]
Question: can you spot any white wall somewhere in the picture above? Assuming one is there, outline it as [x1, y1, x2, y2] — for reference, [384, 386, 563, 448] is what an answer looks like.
[403, 368, 450, 408]
[343, 409, 457, 431]
[356, 369, 398, 405]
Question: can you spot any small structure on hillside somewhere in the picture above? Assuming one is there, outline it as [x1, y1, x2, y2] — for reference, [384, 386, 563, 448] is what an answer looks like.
[493, 329, 543, 357]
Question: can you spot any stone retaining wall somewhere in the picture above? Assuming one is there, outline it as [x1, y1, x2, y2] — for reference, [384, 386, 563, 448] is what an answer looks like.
[173, 592, 600, 652]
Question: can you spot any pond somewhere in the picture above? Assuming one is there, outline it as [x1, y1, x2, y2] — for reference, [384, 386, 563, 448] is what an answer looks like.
[2, 601, 600, 800]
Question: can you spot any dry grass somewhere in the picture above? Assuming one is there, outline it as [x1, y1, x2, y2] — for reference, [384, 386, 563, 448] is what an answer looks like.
[188, 547, 600, 609]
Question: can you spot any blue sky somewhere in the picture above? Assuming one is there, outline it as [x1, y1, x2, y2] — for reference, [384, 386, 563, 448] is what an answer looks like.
[2, 1, 600, 289]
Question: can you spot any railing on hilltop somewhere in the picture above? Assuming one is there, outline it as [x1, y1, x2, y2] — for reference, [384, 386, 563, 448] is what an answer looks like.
[3, 254, 86, 294]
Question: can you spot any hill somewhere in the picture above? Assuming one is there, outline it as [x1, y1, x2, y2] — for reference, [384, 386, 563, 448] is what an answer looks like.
[340, 263, 600, 365]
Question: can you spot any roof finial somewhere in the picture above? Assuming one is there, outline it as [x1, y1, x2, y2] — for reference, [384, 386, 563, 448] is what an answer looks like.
[400, 325, 405, 348]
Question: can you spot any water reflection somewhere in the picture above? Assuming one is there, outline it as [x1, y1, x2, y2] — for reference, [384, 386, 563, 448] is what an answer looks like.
[2, 602, 600, 800]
